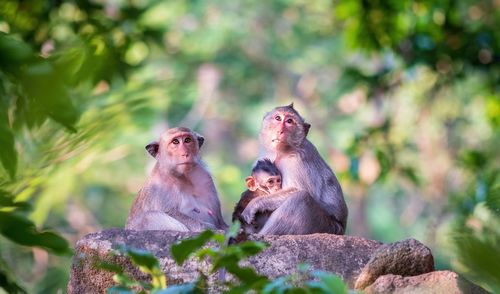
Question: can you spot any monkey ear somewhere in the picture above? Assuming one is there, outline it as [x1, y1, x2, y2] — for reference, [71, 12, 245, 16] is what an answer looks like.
[145, 142, 159, 158]
[287, 102, 294, 109]
[245, 176, 258, 191]
[303, 123, 311, 137]
[196, 134, 205, 148]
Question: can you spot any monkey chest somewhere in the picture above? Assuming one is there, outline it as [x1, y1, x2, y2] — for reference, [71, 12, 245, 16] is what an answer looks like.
[179, 194, 215, 224]
[275, 155, 302, 188]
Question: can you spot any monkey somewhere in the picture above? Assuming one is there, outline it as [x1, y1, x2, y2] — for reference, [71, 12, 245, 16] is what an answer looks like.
[241, 103, 348, 235]
[125, 127, 228, 232]
[232, 159, 284, 235]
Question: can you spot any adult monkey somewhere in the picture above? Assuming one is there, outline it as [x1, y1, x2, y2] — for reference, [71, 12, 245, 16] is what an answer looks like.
[241, 104, 348, 235]
[126, 127, 227, 231]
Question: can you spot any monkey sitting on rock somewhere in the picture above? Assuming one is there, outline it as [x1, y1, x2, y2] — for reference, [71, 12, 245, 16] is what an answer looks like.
[241, 103, 348, 235]
[125, 127, 227, 232]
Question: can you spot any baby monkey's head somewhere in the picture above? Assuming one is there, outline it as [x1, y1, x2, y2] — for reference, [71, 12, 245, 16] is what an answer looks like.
[245, 159, 282, 194]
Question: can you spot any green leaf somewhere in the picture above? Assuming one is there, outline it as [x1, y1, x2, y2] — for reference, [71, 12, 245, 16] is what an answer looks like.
[0, 107, 17, 179]
[0, 190, 30, 210]
[107, 285, 135, 294]
[0, 212, 72, 255]
[226, 221, 241, 239]
[96, 261, 124, 275]
[262, 276, 289, 294]
[0, 33, 33, 68]
[226, 263, 268, 285]
[0, 256, 26, 294]
[307, 272, 348, 294]
[171, 230, 214, 264]
[154, 283, 202, 294]
[453, 228, 500, 293]
[124, 247, 160, 271]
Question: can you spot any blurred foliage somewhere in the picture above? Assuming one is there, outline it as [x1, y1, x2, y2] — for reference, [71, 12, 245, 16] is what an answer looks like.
[102, 225, 349, 293]
[101, 245, 167, 294]
[0, 0, 498, 292]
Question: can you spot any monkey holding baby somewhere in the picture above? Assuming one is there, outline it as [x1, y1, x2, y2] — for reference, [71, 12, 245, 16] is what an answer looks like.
[126, 127, 227, 232]
[240, 104, 348, 235]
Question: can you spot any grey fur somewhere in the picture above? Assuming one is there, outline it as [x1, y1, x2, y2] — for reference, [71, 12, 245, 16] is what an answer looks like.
[242, 106, 348, 235]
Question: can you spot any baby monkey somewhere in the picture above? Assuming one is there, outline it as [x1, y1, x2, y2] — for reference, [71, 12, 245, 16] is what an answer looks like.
[232, 159, 282, 236]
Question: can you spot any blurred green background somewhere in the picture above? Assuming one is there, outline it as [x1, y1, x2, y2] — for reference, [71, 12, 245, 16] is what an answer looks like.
[0, 0, 499, 293]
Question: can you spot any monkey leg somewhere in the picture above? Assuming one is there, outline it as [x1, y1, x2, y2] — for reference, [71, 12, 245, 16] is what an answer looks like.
[258, 191, 343, 235]
[127, 211, 190, 232]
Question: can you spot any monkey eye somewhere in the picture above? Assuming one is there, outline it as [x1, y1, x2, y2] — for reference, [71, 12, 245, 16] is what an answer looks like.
[286, 118, 294, 124]
[172, 138, 180, 145]
[276, 178, 281, 183]
[268, 179, 274, 184]
[275, 115, 281, 121]
[184, 137, 192, 143]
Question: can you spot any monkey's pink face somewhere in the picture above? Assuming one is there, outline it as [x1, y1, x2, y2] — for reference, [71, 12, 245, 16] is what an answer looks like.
[162, 132, 199, 167]
[247, 171, 282, 194]
[263, 111, 303, 150]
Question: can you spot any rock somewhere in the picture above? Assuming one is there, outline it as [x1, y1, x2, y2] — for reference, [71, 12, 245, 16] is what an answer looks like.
[355, 238, 434, 290]
[364, 271, 489, 294]
[67, 229, 382, 293]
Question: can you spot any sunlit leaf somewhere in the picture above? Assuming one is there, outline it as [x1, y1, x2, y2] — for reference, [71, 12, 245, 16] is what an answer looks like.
[0, 190, 31, 211]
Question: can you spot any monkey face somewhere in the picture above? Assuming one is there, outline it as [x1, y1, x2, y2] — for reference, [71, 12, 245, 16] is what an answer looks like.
[247, 171, 282, 194]
[260, 174, 282, 193]
[146, 127, 205, 174]
[261, 104, 311, 151]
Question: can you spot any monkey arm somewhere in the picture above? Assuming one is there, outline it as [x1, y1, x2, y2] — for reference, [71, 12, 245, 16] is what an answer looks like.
[166, 209, 217, 231]
[241, 188, 297, 224]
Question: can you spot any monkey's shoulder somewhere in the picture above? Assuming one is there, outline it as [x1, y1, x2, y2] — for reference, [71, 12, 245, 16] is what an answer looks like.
[238, 190, 262, 206]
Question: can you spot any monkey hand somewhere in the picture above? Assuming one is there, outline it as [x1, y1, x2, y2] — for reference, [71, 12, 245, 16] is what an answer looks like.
[241, 205, 257, 225]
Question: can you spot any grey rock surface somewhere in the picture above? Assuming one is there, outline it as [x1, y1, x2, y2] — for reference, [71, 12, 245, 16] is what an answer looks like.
[67, 229, 382, 293]
[364, 270, 489, 294]
[355, 238, 435, 290]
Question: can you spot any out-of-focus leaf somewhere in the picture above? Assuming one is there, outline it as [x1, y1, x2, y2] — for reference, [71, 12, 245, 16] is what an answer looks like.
[225, 263, 268, 285]
[460, 150, 487, 171]
[20, 61, 80, 132]
[171, 230, 214, 264]
[0, 190, 31, 211]
[155, 283, 202, 294]
[96, 261, 124, 275]
[453, 229, 500, 293]
[0, 106, 17, 179]
[400, 167, 420, 185]
[262, 276, 289, 294]
[226, 221, 240, 239]
[34, 267, 69, 294]
[107, 285, 135, 294]
[307, 271, 348, 294]
[114, 246, 166, 289]
[0, 33, 33, 68]
[0, 212, 72, 255]
[0, 256, 26, 294]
